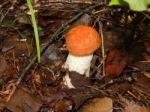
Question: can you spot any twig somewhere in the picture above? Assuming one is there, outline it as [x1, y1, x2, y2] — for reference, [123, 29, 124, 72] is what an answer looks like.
[0, 1, 16, 23]
[0, 1, 9, 9]
[5, 2, 107, 106]
[89, 58, 103, 76]
[127, 90, 139, 100]
[0, 9, 10, 23]
[98, 20, 106, 78]
[139, 60, 150, 63]
[40, 0, 97, 4]
[83, 85, 108, 95]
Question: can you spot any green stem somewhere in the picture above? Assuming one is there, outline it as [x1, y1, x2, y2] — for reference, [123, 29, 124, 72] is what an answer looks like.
[26, 0, 40, 63]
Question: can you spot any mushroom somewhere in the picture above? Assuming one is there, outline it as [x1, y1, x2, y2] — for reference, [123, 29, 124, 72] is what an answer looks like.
[64, 25, 101, 88]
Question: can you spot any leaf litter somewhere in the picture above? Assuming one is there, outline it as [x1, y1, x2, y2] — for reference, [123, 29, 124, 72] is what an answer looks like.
[0, 0, 150, 112]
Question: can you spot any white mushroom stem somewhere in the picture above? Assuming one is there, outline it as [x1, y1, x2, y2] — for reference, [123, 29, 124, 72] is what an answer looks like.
[63, 53, 93, 88]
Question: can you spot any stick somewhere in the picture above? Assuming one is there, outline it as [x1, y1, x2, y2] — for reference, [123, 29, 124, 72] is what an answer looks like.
[98, 20, 106, 78]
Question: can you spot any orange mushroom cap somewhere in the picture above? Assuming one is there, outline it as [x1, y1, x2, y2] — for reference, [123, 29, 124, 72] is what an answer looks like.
[66, 25, 101, 56]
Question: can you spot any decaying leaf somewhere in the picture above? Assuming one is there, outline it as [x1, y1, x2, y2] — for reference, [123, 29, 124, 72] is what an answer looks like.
[104, 49, 127, 81]
[5, 86, 42, 112]
[79, 97, 113, 112]
[49, 99, 73, 112]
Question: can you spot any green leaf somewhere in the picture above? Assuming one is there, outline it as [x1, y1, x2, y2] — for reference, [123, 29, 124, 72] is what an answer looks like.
[109, 0, 127, 6]
[124, 0, 150, 11]
[109, 0, 150, 11]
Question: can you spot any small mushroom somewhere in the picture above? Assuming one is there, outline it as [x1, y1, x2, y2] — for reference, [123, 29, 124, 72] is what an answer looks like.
[64, 25, 101, 88]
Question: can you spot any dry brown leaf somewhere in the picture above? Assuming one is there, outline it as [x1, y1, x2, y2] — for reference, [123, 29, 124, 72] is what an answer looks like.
[79, 97, 113, 112]
[6, 86, 42, 112]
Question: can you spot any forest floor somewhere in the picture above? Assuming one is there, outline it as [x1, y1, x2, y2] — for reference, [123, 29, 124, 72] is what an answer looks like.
[0, 1, 150, 112]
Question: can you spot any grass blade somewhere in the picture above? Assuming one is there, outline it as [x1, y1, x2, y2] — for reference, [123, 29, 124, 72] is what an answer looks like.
[26, 0, 40, 63]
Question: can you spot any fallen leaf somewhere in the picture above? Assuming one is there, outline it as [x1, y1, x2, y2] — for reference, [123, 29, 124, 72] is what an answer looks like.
[73, 14, 92, 26]
[6, 86, 42, 112]
[104, 49, 127, 81]
[79, 97, 113, 112]
[49, 99, 72, 112]
[41, 41, 65, 65]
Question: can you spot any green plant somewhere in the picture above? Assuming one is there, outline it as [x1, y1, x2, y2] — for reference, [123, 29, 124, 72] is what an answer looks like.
[109, 0, 150, 11]
[26, 0, 40, 63]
